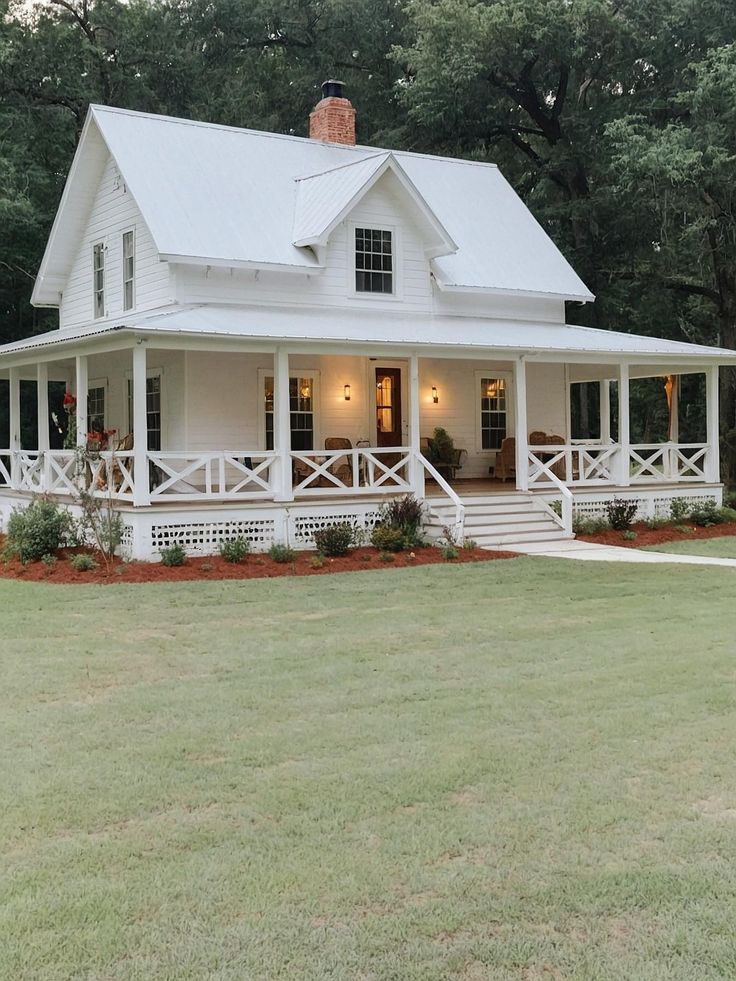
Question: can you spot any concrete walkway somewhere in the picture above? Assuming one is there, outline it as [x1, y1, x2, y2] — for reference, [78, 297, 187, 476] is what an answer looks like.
[489, 537, 736, 567]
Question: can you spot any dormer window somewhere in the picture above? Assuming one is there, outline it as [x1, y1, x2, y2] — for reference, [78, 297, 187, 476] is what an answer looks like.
[355, 227, 393, 294]
[93, 242, 105, 318]
[122, 230, 135, 310]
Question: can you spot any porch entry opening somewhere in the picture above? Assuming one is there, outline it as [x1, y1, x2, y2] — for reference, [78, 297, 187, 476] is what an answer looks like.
[375, 367, 401, 446]
[127, 375, 162, 450]
[264, 376, 314, 451]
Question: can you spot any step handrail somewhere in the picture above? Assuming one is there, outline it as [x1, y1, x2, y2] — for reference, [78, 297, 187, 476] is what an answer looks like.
[532, 466, 574, 536]
[415, 451, 466, 542]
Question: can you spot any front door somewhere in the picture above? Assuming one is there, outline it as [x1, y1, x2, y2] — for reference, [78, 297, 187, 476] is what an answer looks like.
[375, 367, 402, 446]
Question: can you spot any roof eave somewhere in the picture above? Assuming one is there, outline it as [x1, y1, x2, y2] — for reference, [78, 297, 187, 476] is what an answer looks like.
[433, 278, 596, 303]
[161, 253, 323, 275]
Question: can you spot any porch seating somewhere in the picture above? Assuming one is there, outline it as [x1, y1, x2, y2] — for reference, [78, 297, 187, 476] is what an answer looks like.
[420, 435, 467, 481]
[494, 437, 516, 482]
[324, 437, 353, 486]
[529, 430, 566, 479]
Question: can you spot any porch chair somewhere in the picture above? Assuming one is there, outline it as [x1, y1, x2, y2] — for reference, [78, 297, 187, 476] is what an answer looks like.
[494, 437, 516, 482]
[324, 437, 353, 487]
[97, 432, 134, 492]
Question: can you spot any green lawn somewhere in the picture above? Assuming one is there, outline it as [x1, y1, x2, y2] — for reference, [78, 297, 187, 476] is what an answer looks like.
[3, 558, 736, 980]
[645, 535, 736, 558]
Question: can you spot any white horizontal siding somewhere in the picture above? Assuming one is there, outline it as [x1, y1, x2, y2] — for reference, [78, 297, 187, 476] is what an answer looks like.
[60, 154, 171, 329]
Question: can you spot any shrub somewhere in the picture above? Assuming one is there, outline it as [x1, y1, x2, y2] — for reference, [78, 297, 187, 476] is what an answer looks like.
[441, 544, 459, 560]
[688, 500, 736, 527]
[572, 515, 610, 535]
[310, 554, 326, 569]
[463, 539, 478, 550]
[673, 524, 694, 534]
[41, 553, 57, 572]
[70, 553, 97, 572]
[427, 427, 455, 466]
[622, 530, 637, 541]
[5, 497, 74, 563]
[645, 516, 670, 530]
[379, 494, 424, 538]
[669, 498, 691, 522]
[76, 487, 124, 574]
[160, 542, 186, 566]
[219, 537, 250, 563]
[268, 543, 296, 563]
[378, 551, 395, 563]
[720, 506, 736, 523]
[605, 498, 638, 531]
[371, 526, 405, 552]
[313, 523, 354, 557]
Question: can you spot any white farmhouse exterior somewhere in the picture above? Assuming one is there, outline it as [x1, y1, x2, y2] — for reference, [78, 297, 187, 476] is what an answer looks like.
[1, 83, 735, 558]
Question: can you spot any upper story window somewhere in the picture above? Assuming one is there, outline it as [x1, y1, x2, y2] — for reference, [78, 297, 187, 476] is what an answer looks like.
[355, 227, 393, 294]
[122, 230, 135, 310]
[93, 242, 105, 318]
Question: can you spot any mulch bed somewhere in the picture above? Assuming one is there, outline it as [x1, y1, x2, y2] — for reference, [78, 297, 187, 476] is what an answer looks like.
[0, 542, 518, 585]
[577, 521, 736, 549]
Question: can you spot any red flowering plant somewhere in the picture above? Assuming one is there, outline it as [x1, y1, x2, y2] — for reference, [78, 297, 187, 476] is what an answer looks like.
[86, 428, 117, 454]
[62, 392, 77, 449]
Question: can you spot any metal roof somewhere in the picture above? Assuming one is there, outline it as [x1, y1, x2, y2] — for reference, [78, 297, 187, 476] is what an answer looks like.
[2, 305, 733, 363]
[33, 105, 595, 304]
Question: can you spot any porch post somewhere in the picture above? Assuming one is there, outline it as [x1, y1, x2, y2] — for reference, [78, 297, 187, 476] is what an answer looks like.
[37, 362, 50, 491]
[408, 353, 424, 497]
[8, 366, 20, 489]
[273, 346, 293, 502]
[514, 356, 528, 491]
[132, 343, 150, 506]
[706, 365, 720, 483]
[600, 379, 611, 443]
[618, 362, 630, 486]
[75, 355, 88, 450]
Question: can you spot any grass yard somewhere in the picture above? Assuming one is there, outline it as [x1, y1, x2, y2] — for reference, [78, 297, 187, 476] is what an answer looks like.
[3, 557, 736, 980]
[645, 535, 736, 559]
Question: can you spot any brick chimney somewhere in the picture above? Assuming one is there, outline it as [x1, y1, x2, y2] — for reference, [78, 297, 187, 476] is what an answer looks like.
[309, 80, 356, 145]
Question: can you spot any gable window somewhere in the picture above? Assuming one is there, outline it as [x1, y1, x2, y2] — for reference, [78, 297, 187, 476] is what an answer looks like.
[93, 242, 105, 318]
[480, 377, 507, 450]
[264, 375, 315, 451]
[122, 230, 135, 310]
[355, 227, 393, 294]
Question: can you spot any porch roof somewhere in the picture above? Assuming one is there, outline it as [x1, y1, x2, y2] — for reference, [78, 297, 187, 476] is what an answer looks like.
[1, 303, 735, 365]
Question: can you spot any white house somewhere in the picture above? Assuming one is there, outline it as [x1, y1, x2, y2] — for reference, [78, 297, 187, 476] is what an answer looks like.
[1, 81, 734, 559]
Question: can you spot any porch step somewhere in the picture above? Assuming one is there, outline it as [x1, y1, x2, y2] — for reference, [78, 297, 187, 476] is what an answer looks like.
[426, 491, 573, 550]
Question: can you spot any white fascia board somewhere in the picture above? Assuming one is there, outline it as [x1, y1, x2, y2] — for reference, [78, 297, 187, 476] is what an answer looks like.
[432, 276, 596, 303]
[163, 254, 324, 275]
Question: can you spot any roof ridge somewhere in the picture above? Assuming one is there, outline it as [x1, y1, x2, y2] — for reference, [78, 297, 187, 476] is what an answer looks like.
[88, 104, 500, 171]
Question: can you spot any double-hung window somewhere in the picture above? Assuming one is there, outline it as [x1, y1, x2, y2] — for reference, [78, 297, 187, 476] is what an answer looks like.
[127, 374, 162, 451]
[355, 227, 393, 294]
[93, 242, 105, 318]
[264, 375, 315, 451]
[87, 385, 106, 434]
[122, 230, 135, 310]
[480, 377, 508, 450]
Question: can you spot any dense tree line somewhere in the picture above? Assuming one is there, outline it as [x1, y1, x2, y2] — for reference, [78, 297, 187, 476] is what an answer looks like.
[1, 0, 735, 468]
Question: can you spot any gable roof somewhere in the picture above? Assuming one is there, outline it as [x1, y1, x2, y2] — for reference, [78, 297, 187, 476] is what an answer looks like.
[33, 104, 595, 306]
[292, 152, 457, 258]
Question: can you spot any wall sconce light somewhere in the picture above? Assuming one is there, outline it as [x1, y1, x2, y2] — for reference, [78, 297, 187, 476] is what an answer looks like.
[344, 384, 351, 401]
[432, 385, 439, 404]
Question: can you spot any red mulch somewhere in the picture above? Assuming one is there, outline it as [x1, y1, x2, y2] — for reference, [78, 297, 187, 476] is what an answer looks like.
[578, 521, 736, 549]
[0, 541, 518, 585]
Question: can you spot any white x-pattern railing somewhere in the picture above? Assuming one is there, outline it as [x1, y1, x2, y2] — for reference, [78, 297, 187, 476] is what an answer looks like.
[291, 446, 412, 495]
[148, 451, 277, 501]
[629, 443, 708, 483]
[528, 443, 618, 485]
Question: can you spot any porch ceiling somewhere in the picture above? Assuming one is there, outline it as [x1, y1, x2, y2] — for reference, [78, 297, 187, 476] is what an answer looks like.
[1, 303, 735, 368]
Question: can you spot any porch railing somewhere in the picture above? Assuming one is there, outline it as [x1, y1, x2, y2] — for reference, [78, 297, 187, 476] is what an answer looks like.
[147, 451, 277, 501]
[290, 446, 412, 496]
[528, 441, 711, 486]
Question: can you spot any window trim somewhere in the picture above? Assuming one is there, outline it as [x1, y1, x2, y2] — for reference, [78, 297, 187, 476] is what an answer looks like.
[258, 368, 321, 451]
[347, 221, 402, 302]
[92, 241, 106, 319]
[474, 370, 514, 455]
[122, 228, 135, 311]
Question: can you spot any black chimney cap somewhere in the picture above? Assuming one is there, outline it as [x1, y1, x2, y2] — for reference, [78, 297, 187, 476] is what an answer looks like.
[321, 79, 345, 99]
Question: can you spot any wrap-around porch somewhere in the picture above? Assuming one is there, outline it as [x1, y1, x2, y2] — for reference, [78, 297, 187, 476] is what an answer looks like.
[0, 335, 723, 547]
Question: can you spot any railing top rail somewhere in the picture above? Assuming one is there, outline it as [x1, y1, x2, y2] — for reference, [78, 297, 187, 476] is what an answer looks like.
[416, 452, 464, 511]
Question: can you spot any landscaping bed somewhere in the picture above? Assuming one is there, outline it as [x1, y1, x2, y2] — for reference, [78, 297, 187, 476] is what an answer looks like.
[0, 538, 516, 584]
[577, 520, 736, 549]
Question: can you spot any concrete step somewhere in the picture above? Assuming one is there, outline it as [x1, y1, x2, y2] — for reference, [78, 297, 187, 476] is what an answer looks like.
[473, 528, 573, 546]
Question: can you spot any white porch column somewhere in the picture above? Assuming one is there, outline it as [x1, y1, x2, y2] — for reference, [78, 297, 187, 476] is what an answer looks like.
[408, 353, 425, 497]
[600, 379, 611, 443]
[706, 365, 720, 483]
[273, 347, 293, 502]
[132, 344, 150, 506]
[37, 363, 50, 492]
[75, 355, 88, 450]
[8, 366, 20, 489]
[514, 356, 528, 491]
[618, 362, 630, 486]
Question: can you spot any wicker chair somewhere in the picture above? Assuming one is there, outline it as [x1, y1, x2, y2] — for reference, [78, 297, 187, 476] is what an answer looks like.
[324, 437, 353, 487]
[494, 437, 516, 482]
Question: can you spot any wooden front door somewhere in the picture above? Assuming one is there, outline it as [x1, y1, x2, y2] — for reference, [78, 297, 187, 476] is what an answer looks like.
[375, 367, 402, 446]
